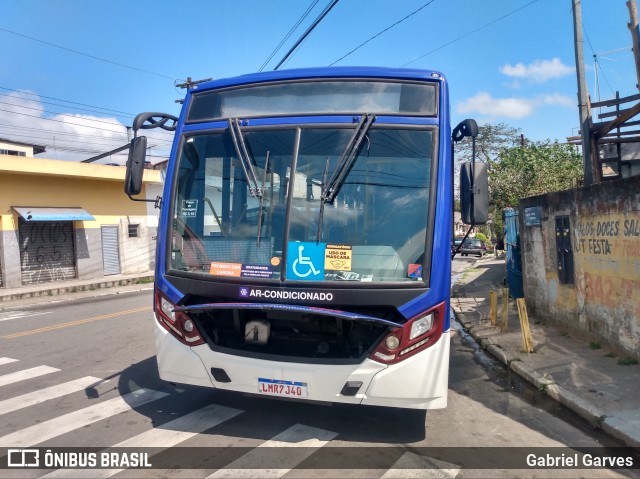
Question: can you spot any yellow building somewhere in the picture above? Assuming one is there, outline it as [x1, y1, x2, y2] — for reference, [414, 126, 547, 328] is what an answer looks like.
[0, 154, 163, 288]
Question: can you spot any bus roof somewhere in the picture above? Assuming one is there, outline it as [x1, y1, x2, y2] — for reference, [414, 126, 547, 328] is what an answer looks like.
[192, 66, 446, 92]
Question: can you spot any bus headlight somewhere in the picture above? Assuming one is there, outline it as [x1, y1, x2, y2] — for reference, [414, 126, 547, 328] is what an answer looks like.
[369, 302, 445, 364]
[160, 297, 176, 321]
[183, 319, 195, 333]
[385, 335, 400, 350]
[155, 288, 205, 346]
[409, 313, 434, 340]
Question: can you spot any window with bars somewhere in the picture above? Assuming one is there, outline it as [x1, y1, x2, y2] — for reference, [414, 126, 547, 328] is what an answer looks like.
[128, 224, 140, 238]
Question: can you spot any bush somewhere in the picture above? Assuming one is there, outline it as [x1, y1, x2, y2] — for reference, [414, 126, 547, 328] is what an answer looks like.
[475, 232, 488, 243]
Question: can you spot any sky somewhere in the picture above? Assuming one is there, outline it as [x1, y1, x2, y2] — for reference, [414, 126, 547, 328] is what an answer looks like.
[0, 0, 637, 164]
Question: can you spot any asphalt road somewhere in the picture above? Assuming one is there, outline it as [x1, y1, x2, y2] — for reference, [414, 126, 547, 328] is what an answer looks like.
[0, 260, 637, 478]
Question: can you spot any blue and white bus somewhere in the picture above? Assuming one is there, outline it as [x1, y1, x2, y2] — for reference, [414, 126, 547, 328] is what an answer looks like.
[125, 67, 486, 409]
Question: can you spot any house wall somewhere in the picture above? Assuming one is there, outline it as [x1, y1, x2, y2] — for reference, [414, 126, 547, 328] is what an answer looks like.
[0, 155, 163, 287]
[519, 175, 640, 358]
[0, 140, 35, 157]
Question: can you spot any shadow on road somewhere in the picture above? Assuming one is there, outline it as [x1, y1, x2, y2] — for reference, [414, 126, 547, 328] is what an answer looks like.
[112, 355, 427, 444]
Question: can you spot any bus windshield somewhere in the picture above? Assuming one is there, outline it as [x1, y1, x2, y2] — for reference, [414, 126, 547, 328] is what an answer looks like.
[170, 125, 434, 284]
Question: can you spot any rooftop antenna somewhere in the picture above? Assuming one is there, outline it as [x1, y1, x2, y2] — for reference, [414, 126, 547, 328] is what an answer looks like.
[175, 77, 212, 89]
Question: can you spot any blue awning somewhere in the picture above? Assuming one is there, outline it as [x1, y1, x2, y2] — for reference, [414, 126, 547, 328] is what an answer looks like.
[12, 207, 95, 222]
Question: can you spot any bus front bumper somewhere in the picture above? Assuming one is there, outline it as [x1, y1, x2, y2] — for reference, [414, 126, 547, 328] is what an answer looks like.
[155, 320, 449, 409]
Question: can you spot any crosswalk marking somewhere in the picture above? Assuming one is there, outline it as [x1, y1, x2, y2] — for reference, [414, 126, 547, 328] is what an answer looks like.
[381, 452, 461, 478]
[0, 369, 458, 478]
[207, 423, 338, 479]
[0, 357, 18, 366]
[0, 310, 51, 322]
[0, 376, 102, 416]
[0, 388, 169, 447]
[381, 471, 460, 479]
[43, 403, 244, 478]
[0, 365, 59, 387]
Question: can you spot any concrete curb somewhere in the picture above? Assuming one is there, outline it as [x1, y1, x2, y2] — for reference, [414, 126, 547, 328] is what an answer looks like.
[452, 307, 639, 448]
[0, 275, 154, 304]
[602, 417, 640, 449]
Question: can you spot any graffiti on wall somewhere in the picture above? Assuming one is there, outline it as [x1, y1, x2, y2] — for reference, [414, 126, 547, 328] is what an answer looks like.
[572, 212, 640, 320]
[19, 221, 76, 284]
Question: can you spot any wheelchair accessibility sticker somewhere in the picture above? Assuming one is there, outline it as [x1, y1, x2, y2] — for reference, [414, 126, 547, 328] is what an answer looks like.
[286, 242, 325, 280]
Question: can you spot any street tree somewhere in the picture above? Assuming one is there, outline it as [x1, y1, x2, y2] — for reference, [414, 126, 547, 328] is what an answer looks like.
[454, 123, 583, 240]
[490, 141, 583, 210]
[453, 123, 521, 239]
[454, 122, 521, 166]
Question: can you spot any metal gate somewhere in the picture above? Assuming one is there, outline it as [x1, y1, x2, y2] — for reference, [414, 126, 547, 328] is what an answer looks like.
[101, 226, 121, 275]
[19, 220, 77, 285]
[504, 208, 524, 298]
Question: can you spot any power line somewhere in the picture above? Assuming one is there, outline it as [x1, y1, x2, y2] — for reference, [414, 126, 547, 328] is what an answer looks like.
[0, 86, 136, 116]
[2, 133, 122, 156]
[0, 123, 174, 145]
[0, 130, 159, 152]
[259, 0, 320, 72]
[0, 99, 130, 129]
[0, 130, 124, 147]
[329, 0, 437, 66]
[0, 87, 177, 143]
[274, 0, 340, 70]
[0, 26, 182, 82]
[401, 0, 540, 67]
[582, 24, 615, 97]
[4, 135, 169, 161]
[0, 123, 123, 141]
[0, 107, 128, 134]
[0, 91, 134, 120]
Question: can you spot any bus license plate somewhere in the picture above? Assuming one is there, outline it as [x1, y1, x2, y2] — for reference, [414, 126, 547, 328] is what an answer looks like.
[258, 378, 308, 398]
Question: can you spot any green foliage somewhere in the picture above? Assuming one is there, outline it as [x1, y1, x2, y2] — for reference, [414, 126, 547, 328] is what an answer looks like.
[455, 123, 521, 165]
[474, 232, 488, 244]
[455, 123, 521, 239]
[489, 141, 583, 210]
[454, 123, 583, 239]
[617, 356, 639, 365]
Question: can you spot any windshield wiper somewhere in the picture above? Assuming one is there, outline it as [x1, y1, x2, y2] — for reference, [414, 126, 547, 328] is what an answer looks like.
[228, 118, 262, 198]
[256, 151, 270, 247]
[321, 113, 375, 205]
[316, 158, 330, 243]
[316, 114, 375, 243]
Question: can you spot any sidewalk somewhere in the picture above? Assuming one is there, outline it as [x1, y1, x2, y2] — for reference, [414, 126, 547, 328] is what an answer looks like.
[0, 272, 154, 308]
[451, 257, 640, 448]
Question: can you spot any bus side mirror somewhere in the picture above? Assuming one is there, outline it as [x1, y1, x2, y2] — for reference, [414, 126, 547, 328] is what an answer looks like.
[124, 136, 147, 197]
[452, 119, 479, 142]
[460, 161, 488, 225]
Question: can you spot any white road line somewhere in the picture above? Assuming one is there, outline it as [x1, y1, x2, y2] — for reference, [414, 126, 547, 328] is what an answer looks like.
[0, 357, 18, 366]
[207, 423, 338, 479]
[43, 403, 244, 478]
[0, 365, 59, 387]
[381, 452, 461, 478]
[0, 388, 169, 447]
[0, 310, 51, 322]
[0, 376, 102, 416]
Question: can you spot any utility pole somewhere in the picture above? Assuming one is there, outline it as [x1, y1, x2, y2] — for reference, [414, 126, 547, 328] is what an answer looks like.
[572, 0, 594, 185]
[628, 0, 640, 91]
